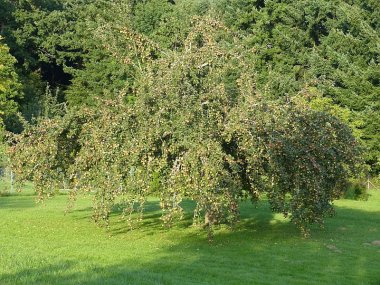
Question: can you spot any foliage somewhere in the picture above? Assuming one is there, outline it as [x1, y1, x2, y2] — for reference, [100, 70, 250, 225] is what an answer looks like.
[216, 0, 380, 173]
[1, 0, 215, 108]
[2, 0, 133, 106]
[1, 0, 377, 173]
[0, 38, 24, 132]
[343, 181, 368, 201]
[10, 18, 361, 237]
[0, 123, 7, 169]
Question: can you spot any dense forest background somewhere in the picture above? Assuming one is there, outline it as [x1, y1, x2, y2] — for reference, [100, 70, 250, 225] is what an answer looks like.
[0, 0, 379, 174]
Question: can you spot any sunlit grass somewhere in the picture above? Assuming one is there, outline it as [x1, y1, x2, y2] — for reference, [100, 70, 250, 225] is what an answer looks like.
[0, 185, 379, 285]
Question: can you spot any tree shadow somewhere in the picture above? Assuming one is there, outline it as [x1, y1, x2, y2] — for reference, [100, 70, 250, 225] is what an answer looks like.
[1, 201, 380, 284]
[108, 199, 198, 236]
[103, 198, 305, 248]
[0, 194, 37, 210]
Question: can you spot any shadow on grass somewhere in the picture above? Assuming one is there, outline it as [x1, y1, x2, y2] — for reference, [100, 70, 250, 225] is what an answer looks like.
[0, 260, 212, 285]
[60, 198, 285, 240]
[83, 198, 370, 242]
[0, 195, 36, 209]
[1, 202, 380, 284]
[1, 206, 380, 285]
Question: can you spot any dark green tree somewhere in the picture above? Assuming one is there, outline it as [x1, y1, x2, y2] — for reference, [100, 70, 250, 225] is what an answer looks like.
[0, 38, 23, 131]
[217, 0, 380, 173]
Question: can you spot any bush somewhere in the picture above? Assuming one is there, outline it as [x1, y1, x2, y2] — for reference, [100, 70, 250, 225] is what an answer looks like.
[344, 181, 368, 201]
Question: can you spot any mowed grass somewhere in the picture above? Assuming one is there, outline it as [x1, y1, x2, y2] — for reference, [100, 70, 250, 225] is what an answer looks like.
[0, 186, 379, 285]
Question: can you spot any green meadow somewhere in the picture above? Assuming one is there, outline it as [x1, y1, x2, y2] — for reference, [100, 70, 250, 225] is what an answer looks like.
[0, 187, 379, 285]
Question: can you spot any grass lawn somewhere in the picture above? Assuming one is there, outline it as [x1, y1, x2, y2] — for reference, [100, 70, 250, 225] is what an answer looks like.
[0, 186, 379, 285]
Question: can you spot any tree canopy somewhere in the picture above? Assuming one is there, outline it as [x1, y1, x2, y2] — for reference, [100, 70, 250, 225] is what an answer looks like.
[9, 18, 361, 238]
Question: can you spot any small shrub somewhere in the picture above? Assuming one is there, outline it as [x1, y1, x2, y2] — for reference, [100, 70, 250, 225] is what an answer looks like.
[344, 181, 368, 201]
